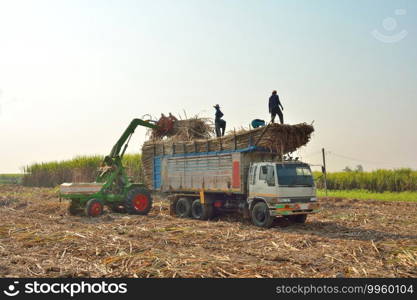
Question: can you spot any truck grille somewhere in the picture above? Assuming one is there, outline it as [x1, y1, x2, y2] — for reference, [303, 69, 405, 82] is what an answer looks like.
[289, 197, 313, 203]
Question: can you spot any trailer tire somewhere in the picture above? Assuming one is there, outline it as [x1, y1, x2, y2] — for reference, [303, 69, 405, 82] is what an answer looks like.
[288, 214, 308, 223]
[175, 198, 192, 218]
[191, 199, 213, 220]
[85, 199, 104, 217]
[125, 187, 153, 215]
[251, 201, 273, 228]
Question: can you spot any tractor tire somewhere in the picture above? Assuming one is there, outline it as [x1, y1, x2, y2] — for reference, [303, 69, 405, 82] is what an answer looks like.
[251, 201, 274, 228]
[125, 187, 153, 215]
[85, 199, 104, 217]
[175, 198, 192, 218]
[288, 214, 308, 223]
[191, 199, 213, 220]
[68, 200, 83, 216]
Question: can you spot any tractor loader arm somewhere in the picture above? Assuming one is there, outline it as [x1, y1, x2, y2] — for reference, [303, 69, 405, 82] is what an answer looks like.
[109, 118, 158, 159]
[96, 118, 158, 183]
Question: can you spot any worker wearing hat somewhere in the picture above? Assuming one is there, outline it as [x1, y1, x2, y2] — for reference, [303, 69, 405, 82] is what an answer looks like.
[214, 104, 226, 137]
[269, 90, 284, 124]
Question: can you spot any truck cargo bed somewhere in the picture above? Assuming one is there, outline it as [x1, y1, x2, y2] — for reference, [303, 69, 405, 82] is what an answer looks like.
[142, 123, 314, 190]
[153, 146, 278, 194]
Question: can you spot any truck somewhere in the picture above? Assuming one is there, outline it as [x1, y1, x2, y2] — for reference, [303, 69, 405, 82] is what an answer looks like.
[152, 145, 319, 228]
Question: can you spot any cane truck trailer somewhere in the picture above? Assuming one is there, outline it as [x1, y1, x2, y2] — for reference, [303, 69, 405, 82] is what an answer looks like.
[152, 146, 319, 228]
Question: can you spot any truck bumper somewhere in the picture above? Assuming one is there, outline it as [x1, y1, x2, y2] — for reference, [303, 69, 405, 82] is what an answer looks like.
[271, 202, 320, 216]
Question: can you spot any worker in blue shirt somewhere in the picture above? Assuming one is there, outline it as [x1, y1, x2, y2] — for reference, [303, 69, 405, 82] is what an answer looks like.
[268, 90, 284, 124]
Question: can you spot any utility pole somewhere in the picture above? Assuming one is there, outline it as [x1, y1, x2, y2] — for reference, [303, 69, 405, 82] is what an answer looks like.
[322, 148, 328, 196]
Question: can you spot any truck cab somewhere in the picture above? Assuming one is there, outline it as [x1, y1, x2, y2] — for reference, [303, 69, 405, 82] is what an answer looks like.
[247, 161, 319, 227]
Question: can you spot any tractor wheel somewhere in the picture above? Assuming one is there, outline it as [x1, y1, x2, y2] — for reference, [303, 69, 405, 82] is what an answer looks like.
[85, 199, 104, 217]
[251, 202, 274, 228]
[288, 214, 308, 223]
[125, 187, 153, 215]
[175, 198, 191, 218]
[68, 200, 83, 216]
[191, 199, 213, 220]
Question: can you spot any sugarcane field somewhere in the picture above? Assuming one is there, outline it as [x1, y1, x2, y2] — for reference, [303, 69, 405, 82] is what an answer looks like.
[1, 1, 416, 297]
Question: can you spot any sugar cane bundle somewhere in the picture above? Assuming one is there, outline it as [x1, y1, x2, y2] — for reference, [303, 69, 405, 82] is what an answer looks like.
[141, 121, 314, 189]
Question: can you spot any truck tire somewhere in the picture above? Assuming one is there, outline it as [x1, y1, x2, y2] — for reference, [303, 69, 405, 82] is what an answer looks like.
[125, 187, 153, 215]
[191, 199, 213, 220]
[85, 199, 104, 217]
[288, 214, 308, 223]
[175, 198, 192, 218]
[251, 202, 274, 228]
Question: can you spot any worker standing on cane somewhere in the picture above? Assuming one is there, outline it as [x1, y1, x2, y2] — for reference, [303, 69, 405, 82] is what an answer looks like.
[269, 90, 284, 124]
[214, 104, 226, 137]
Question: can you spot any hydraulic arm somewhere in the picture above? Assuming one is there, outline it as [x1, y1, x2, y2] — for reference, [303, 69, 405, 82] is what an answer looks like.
[109, 118, 157, 159]
[98, 118, 157, 182]
[60, 117, 158, 217]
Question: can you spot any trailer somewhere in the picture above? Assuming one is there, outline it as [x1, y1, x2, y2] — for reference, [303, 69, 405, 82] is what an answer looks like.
[151, 146, 319, 227]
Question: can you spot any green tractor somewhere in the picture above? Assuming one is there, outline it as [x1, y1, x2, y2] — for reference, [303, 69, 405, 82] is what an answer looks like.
[60, 118, 157, 217]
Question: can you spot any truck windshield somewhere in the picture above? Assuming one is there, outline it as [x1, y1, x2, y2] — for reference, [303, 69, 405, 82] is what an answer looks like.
[276, 164, 314, 187]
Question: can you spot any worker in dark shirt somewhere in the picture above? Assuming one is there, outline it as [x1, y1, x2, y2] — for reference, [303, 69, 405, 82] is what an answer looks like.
[214, 104, 226, 137]
[268, 90, 284, 124]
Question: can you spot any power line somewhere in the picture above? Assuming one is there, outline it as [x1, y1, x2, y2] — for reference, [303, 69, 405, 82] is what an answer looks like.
[306, 163, 324, 167]
[301, 149, 404, 169]
[327, 151, 399, 166]
[301, 150, 322, 158]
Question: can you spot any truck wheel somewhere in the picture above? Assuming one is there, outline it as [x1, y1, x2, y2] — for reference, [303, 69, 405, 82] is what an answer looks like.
[85, 199, 104, 217]
[251, 202, 273, 228]
[191, 199, 213, 220]
[288, 214, 308, 223]
[125, 187, 153, 215]
[175, 198, 191, 218]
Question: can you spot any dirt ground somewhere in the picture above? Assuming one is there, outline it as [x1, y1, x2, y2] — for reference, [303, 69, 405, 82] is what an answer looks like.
[0, 185, 416, 278]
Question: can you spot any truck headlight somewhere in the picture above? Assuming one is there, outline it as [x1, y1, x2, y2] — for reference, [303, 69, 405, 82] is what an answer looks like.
[310, 197, 317, 202]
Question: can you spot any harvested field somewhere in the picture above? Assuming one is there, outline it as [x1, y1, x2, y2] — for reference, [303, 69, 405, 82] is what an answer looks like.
[0, 184, 416, 278]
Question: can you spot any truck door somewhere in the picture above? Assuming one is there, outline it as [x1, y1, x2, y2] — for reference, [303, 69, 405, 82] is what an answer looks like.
[249, 164, 277, 199]
[248, 164, 257, 196]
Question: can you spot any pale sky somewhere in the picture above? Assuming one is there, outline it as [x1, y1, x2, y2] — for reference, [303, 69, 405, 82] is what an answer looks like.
[0, 0, 416, 173]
